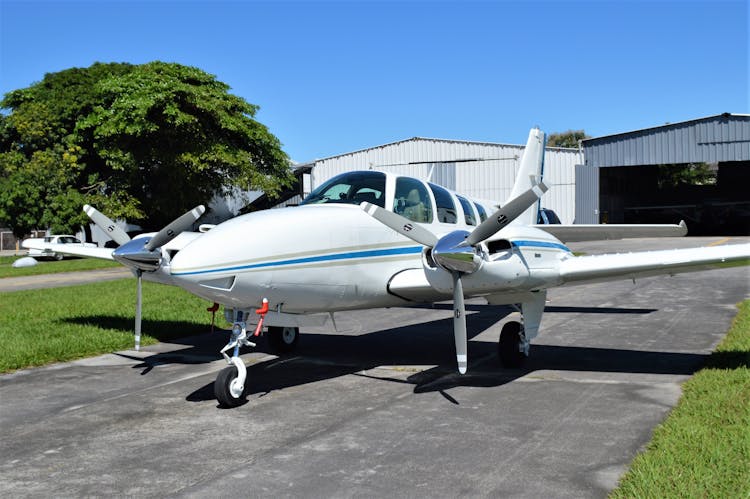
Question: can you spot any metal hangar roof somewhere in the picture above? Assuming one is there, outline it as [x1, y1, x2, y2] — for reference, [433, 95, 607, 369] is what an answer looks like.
[582, 113, 750, 167]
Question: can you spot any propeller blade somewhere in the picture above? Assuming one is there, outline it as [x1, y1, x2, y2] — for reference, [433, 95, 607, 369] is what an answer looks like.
[135, 270, 142, 351]
[452, 272, 467, 374]
[83, 204, 131, 246]
[360, 202, 438, 247]
[463, 181, 548, 246]
[145, 205, 206, 251]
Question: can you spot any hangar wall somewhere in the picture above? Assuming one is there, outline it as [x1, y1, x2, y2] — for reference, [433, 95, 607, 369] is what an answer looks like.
[580, 113, 750, 233]
[584, 113, 750, 167]
[306, 138, 582, 224]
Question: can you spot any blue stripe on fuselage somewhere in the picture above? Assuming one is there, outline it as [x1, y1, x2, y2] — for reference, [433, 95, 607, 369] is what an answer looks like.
[512, 240, 571, 253]
[172, 245, 423, 276]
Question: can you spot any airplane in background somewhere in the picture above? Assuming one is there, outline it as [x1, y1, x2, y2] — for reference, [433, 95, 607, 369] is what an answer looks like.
[24, 128, 750, 407]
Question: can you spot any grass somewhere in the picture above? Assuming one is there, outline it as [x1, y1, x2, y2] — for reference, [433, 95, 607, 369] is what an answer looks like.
[610, 300, 750, 498]
[0, 279, 224, 373]
[0, 254, 120, 278]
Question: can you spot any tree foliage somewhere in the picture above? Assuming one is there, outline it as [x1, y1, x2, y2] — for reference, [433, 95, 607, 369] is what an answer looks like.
[547, 130, 590, 148]
[657, 163, 717, 188]
[0, 62, 292, 238]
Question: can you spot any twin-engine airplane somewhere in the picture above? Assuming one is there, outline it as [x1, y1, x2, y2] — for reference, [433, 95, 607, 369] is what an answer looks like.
[24, 128, 750, 407]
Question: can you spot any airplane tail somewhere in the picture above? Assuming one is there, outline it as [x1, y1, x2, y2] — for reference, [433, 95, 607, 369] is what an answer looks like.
[509, 128, 546, 226]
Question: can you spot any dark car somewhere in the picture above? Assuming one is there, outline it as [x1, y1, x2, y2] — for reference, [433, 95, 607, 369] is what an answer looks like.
[537, 208, 561, 224]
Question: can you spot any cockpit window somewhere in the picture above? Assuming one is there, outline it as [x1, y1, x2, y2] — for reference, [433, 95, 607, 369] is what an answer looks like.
[456, 195, 477, 226]
[393, 177, 433, 223]
[427, 183, 457, 224]
[300, 171, 386, 208]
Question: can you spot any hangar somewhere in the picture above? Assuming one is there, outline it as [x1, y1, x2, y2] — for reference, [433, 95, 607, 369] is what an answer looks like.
[578, 113, 750, 234]
[250, 137, 582, 223]
[250, 113, 749, 235]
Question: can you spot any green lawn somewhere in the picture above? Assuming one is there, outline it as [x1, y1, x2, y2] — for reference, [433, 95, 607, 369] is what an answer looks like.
[610, 300, 750, 498]
[0, 254, 120, 278]
[0, 279, 223, 373]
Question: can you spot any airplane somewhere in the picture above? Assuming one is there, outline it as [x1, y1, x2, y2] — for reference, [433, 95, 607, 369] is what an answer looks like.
[23, 128, 750, 408]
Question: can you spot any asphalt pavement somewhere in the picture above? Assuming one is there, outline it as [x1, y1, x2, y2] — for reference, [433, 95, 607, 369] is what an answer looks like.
[0, 267, 131, 292]
[0, 237, 748, 498]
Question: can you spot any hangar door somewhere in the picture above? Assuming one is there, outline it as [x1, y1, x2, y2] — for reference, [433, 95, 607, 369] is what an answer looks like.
[598, 162, 749, 235]
[575, 164, 599, 224]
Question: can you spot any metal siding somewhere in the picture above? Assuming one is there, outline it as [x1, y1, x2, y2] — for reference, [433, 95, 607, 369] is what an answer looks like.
[575, 164, 599, 224]
[584, 115, 750, 167]
[301, 138, 581, 222]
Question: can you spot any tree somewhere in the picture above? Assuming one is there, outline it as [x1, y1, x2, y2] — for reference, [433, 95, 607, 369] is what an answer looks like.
[547, 130, 590, 149]
[0, 62, 292, 238]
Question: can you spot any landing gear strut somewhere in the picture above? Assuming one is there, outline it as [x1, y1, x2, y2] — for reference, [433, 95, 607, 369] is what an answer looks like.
[215, 311, 256, 408]
[498, 321, 528, 368]
[214, 300, 302, 408]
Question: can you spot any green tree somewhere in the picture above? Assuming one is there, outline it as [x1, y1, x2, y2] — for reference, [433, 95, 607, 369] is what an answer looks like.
[547, 130, 590, 148]
[657, 163, 717, 188]
[0, 62, 292, 238]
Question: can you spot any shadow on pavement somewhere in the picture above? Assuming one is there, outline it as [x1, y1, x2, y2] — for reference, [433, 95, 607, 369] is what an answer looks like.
[61, 304, 724, 405]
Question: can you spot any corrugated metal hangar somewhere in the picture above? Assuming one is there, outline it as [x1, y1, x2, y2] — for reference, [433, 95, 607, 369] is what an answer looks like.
[252, 138, 582, 223]
[579, 113, 749, 234]
[250, 113, 749, 235]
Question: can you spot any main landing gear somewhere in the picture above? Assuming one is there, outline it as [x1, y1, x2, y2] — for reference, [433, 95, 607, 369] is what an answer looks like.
[498, 321, 528, 368]
[497, 291, 546, 369]
[214, 300, 300, 408]
[267, 326, 299, 353]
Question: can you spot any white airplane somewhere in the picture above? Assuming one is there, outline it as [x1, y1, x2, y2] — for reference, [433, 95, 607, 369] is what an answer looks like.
[23, 128, 750, 407]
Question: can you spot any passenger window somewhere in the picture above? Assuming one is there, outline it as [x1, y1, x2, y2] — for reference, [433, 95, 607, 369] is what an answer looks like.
[474, 202, 487, 222]
[457, 196, 476, 226]
[394, 177, 433, 223]
[427, 183, 457, 224]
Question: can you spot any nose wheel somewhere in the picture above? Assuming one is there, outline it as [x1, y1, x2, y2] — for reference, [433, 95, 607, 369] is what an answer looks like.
[215, 363, 248, 408]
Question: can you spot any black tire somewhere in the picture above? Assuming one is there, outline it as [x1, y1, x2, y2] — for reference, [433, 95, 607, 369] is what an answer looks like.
[54, 253, 64, 261]
[214, 365, 247, 408]
[267, 326, 299, 354]
[498, 321, 527, 368]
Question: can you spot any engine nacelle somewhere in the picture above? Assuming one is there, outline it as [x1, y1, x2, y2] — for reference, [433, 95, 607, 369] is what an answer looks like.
[424, 246, 529, 294]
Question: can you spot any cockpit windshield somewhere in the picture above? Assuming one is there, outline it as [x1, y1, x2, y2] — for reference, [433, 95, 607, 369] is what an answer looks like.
[300, 171, 387, 208]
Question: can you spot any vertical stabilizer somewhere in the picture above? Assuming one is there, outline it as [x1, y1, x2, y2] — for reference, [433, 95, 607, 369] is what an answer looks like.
[509, 128, 546, 226]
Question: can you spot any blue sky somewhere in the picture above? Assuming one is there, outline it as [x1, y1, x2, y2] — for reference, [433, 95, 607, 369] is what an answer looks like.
[1, 0, 747, 162]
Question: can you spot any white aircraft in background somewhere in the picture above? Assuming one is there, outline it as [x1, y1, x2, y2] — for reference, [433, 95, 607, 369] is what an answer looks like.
[24, 128, 750, 407]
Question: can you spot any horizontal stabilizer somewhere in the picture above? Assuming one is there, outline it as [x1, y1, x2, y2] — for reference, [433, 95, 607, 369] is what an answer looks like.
[536, 221, 687, 243]
[559, 243, 750, 285]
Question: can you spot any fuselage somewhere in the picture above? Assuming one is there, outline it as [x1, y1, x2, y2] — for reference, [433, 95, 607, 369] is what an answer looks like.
[168, 171, 571, 314]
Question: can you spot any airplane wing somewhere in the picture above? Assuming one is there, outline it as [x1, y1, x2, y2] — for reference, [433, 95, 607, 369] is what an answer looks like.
[559, 243, 750, 285]
[21, 240, 115, 260]
[535, 221, 687, 242]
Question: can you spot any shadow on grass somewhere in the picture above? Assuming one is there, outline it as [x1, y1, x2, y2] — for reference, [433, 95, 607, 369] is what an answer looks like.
[706, 350, 750, 370]
[60, 315, 215, 343]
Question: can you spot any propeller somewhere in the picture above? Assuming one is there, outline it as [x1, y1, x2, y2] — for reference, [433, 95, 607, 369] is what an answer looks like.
[361, 180, 547, 374]
[83, 205, 131, 246]
[84, 204, 206, 350]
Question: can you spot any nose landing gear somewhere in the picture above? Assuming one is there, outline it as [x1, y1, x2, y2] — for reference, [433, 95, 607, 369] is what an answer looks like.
[214, 300, 269, 408]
